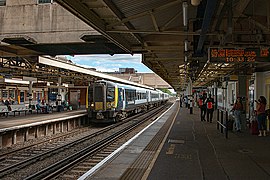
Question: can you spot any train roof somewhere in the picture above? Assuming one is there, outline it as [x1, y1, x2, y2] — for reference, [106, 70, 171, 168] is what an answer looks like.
[96, 79, 155, 90]
[39, 56, 154, 90]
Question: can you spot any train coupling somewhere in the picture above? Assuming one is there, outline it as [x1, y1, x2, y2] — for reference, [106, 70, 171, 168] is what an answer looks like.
[96, 112, 105, 119]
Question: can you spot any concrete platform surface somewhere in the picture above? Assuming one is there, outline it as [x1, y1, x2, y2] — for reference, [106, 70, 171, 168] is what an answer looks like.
[82, 101, 270, 180]
[0, 109, 87, 131]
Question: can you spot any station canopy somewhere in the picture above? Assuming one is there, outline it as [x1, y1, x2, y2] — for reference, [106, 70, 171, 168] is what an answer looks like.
[1, 0, 270, 92]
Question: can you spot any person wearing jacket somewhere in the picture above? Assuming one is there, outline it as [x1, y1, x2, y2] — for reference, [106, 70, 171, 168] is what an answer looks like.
[256, 96, 267, 136]
[231, 97, 243, 132]
[199, 93, 207, 121]
[206, 94, 214, 123]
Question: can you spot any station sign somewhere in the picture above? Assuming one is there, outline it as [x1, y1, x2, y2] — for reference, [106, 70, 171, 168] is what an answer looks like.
[208, 47, 270, 63]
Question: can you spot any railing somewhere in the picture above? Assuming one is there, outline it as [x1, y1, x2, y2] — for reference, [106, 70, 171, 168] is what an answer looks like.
[217, 109, 228, 139]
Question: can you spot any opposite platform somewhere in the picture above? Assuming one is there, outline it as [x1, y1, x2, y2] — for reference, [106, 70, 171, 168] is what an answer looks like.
[84, 101, 270, 180]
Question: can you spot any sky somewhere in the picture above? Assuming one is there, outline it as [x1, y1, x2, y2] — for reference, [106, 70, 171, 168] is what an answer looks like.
[66, 54, 176, 93]
[66, 54, 153, 73]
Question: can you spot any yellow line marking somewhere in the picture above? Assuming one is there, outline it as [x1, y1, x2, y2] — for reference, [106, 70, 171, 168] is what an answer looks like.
[166, 144, 176, 155]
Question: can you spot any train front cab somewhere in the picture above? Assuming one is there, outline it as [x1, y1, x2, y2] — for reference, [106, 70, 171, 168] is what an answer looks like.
[88, 81, 118, 123]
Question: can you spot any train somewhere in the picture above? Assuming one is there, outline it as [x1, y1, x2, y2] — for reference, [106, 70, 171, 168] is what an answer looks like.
[88, 80, 170, 123]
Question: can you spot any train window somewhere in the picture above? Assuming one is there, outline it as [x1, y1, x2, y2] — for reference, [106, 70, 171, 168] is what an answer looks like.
[118, 88, 123, 101]
[94, 86, 103, 101]
[107, 87, 115, 102]
[151, 93, 158, 99]
[125, 89, 135, 102]
[89, 86, 93, 103]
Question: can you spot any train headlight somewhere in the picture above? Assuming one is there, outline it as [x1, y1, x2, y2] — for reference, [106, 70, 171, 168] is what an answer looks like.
[91, 103, 94, 107]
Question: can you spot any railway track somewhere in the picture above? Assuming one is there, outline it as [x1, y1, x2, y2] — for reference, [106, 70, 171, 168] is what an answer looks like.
[0, 103, 172, 180]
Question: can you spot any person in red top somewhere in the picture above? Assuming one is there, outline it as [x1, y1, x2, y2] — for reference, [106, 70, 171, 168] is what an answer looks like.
[206, 94, 214, 123]
[231, 97, 243, 132]
[256, 96, 267, 136]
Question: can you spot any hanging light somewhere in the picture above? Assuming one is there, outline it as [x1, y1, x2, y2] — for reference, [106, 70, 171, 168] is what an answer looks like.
[182, 1, 188, 27]
[184, 40, 188, 52]
[191, 0, 201, 6]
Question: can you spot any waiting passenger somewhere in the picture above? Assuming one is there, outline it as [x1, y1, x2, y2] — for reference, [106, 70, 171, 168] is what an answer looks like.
[4, 99, 10, 106]
[231, 97, 243, 132]
[184, 96, 188, 108]
[255, 96, 267, 136]
[206, 94, 215, 123]
[199, 93, 207, 121]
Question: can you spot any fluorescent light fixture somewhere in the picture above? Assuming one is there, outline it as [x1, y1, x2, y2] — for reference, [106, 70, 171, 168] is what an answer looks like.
[182, 1, 188, 27]
[179, 64, 185, 68]
[184, 40, 188, 51]
[191, 0, 201, 6]
[5, 78, 29, 85]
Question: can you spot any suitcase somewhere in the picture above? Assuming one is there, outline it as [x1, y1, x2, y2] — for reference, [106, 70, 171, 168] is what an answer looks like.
[250, 120, 259, 135]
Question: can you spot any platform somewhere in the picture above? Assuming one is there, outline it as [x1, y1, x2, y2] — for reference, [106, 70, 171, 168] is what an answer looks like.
[82, 101, 270, 180]
[0, 109, 87, 132]
[0, 109, 87, 149]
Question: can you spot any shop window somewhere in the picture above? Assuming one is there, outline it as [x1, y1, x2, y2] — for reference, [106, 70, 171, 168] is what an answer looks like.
[2, 90, 7, 98]
[0, 0, 6, 6]
[9, 89, 15, 99]
[20, 91, 24, 103]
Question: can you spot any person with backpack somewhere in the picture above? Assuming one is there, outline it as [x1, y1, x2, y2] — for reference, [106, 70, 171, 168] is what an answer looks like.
[206, 94, 215, 123]
[231, 97, 243, 132]
[199, 93, 207, 121]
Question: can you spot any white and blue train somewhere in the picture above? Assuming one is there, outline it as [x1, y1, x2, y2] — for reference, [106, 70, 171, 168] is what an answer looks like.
[88, 80, 169, 123]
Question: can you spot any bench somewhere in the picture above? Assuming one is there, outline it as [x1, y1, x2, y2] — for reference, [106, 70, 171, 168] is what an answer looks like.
[0, 105, 9, 117]
[9, 104, 29, 116]
[36, 104, 53, 114]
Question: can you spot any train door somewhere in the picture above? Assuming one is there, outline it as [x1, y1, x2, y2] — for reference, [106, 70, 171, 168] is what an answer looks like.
[122, 88, 126, 109]
[70, 90, 80, 110]
[118, 88, 124, 109]
[93, 83, 106, 111]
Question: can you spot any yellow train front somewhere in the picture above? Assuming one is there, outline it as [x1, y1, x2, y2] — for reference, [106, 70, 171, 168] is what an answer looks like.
[88, 80, 119, 123]
[88, 80, 169, 123]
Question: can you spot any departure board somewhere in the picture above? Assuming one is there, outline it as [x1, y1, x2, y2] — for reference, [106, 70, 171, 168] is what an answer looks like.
[208, 47, 270, 63]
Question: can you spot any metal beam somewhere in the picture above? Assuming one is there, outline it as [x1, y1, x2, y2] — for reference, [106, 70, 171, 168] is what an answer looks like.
[55, 0, 131, 53]
[150, 11, 160, 32]
[234, 0, 252, 20]
[102, 0, 143, 43]
[107, 30, 204, 35]
[145, 57, 184, 61]
[196, 0, 219, 54]
[106, 0, 182, 28]
[160, 10, 182, 31]
[133, 46, 182, 52]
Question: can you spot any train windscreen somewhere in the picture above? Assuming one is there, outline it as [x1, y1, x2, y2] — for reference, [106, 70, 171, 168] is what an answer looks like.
[94, 86, 104, 101]
[107, 86, 115, 102]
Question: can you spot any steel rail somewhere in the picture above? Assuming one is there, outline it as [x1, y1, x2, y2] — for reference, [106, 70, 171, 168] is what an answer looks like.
[25, 104, 170, 180]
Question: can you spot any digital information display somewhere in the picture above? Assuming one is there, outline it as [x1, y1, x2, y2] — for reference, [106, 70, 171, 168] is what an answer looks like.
[208, 47, 270, 63]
